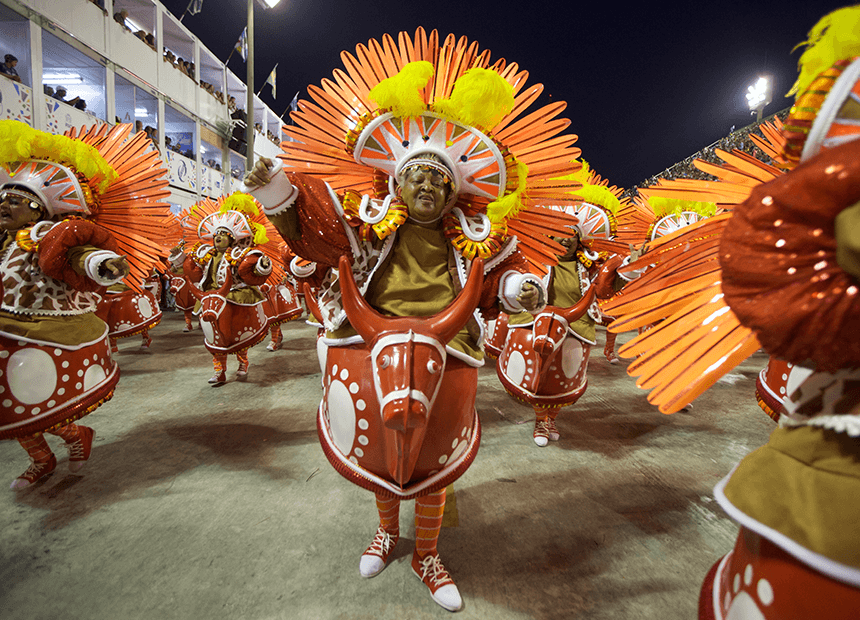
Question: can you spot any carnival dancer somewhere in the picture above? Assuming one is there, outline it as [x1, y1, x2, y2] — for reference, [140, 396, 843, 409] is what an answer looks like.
[261, 248, 303, 351]
[602, 7, 860, 616]
[496, 166, 642, 446]
[173, 193, 278, 386]
[242, 30, 586, 611]
[0, 120, 170, 489]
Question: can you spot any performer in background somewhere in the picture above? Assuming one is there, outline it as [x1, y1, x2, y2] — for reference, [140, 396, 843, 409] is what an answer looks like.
[242, 30, 586, 611]
[0, 120, 170, 489]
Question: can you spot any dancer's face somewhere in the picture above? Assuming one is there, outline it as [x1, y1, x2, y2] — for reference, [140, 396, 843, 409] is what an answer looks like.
[0, 191, 43, 232]
[214, 230, 233, 251]
[400, 167, 450, 224]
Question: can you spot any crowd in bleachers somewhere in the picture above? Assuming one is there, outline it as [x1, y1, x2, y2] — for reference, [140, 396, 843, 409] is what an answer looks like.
[629, 108, 790, 197]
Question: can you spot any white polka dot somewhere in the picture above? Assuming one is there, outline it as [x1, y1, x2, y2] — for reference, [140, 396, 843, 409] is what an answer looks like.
[0, 350, 8, 358]
[358, 419, 369, 430]
[47, 400, 55, 407]
[83, 359, 90, 366]
[83, 365, 107, 391]
[349, 382, 359, 394]
[782, 374, 788, 380]
[62, 361, 70, 368]
[92, 354, 98, 361]
[733, 573, 740, 593]
[356, 399, 366, 411]
[438, 454, 448, 465]
[451, 438, 458, 449]
[332, 364, 338, 375]
[0, 386, 4, 393]
[354, 447, 364, 458]
[7, 349, 57, 404]
[757, 579, 773, 606]
[461, 426, 468, 437]
[348, 456, 358, 464]
[340, 368, 349, 381]
[356, 435, 368, 446]
[57, 388, 65, 396]
[14, 406, 24, 414]
[77, 369, 84, 377]
[744, 564, 753, 586]
[723, 592, 730, 611]
[2, 399, 11, 408]
[62, 375, 69, 382]
[76, 382, 82, 390]
[327, 380, 356, 454]
[53, 348, 62, 357]
[31, 407, 40, 415]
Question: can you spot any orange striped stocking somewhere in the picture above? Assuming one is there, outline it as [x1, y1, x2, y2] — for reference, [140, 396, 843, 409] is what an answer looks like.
[236, 350, 249, 373]
[375, 493, 400, 535]
[48, 423, 82, 443]
[604, 330, 617, 357]
[415, 488, 447, 558]
[184, 311, 193, 329]
[17, 433, 53, 462]
[270, 325, 283, 345]
[213, 355, 228, 374]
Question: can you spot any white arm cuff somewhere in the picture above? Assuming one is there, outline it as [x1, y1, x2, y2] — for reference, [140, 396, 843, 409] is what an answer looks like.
[168, 250, 186, 271]
[239, 158, 298, 216]
[617, 256, 647, 282]
[85, 250, 124, 286]
[254, 257, 273, 277]
[499, 271, 547, 313]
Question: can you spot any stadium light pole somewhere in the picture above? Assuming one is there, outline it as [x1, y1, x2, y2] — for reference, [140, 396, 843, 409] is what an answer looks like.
[246, 0, 282, 172]
[746, 76, 772, 122]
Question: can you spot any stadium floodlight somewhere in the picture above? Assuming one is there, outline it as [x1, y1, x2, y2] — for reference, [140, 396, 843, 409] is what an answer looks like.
[255, 0, 281, 8]
[746, 76, 772, 121]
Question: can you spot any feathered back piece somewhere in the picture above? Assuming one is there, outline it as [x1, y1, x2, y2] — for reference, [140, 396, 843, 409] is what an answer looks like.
[279, 28, 585, 273]
[188, 194, 286, 282]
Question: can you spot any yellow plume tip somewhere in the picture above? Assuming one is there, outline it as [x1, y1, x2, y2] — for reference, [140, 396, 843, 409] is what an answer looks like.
[368, 61, 434, 118]
[434, 68, 514, 130]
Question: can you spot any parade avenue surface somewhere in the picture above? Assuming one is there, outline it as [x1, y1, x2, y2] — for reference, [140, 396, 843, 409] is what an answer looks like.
[0, 311, 773, 620]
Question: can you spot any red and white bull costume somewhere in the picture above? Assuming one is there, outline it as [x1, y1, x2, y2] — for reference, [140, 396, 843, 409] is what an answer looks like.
[0, 121, 170, 489]
[603, 9, 860, 617]
[243, 30, 588, 611]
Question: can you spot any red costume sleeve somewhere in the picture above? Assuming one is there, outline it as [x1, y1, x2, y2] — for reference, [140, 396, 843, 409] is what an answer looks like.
[477, 249, 533, 321]
[271, 173, 354, 268]
[237, 253, 269, 287]
[182, 256, 203, 281]
[38, 219, 119, 292]
[721, 139, 860, 371]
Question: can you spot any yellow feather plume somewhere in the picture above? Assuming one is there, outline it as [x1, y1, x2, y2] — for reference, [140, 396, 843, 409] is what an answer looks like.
[221, 191, 261, 217]
[251, 222, 269, 245]
[649, 196, 716, 219]
[433, 68, 514, 131]
[487, 160, 528, 223]
[0, 120, 117, 194]
[368, 61, 434, 118]
[789, 5, 860, 98]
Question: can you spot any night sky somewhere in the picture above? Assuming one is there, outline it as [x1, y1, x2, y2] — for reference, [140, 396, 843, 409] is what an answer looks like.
[164, 0, 851, 189]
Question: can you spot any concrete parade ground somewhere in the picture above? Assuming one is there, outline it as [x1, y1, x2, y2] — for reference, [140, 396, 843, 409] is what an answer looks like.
[0, 310, 774, 620]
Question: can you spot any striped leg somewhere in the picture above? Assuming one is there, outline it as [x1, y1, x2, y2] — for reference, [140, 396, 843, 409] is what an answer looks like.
[183, 310, 194, 331]
[412, 488, 461, 611]
[12, 434, 57, 489]
[360, 494, 401, 578]
[48, 423, 95, 472]
[209, 355, 227, 385]
[604, 330, 619, 363]
[267, 324, 283, 351]
[236, 350, 249, 379]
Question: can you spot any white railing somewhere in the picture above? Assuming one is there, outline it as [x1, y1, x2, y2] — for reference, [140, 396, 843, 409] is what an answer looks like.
[0, 75, 33, 125]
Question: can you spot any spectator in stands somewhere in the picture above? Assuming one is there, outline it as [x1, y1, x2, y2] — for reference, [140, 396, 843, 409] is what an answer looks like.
[0, 54, 21, 83]
[74, 99, 87, 112]
[113, 9, 130, 31]
[144, 33, 156, 51]
[53, 86, 67, 101]
[43, 85, 54, 97]
[135, 120, 143, 133]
